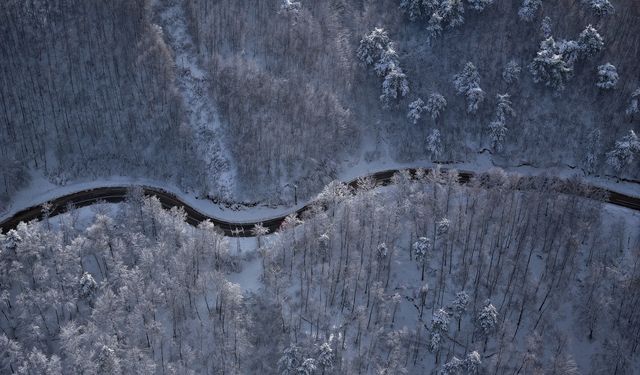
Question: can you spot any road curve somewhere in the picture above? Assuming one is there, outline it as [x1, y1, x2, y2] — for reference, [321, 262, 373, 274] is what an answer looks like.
[1, 168, 638, 237]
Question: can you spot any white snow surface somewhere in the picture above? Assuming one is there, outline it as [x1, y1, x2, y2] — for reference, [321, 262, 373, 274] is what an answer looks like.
[2, 153, 639, 230]
[154, 0, 236, 197]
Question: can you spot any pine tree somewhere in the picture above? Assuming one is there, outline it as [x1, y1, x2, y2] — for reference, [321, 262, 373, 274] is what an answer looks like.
[488, 94, 515, 152]
[357, 28, 391, 65]
[464, 351, 482, 374]
[596, 63, 618, 90]
[450, 291, 470, 331]
[425, 93, 447, 121]
[583, 0, 614, 16]
[495, 93, 515, 121]
[626, 88, 640, 116]
[502, 60, 522, 84]
[297, 358, 317, 375]
[467, 0, 494, 12]
[414, 236, 432, 281]
[606, 130, 640, 170]
[518, 0, 542, 22]
[440, 356, 463, 374]
[529, 37, 574, 91]
[408, 98, 426, 124]
[453, 62, 485, 113]
[374, 47, 400, 77]
[316, 342, 334, 373]
[429, 308, 451, 364]
[426, 129, 444, 160]
[584, 129, 601, 174]
[400, 0, 438, 21]
[79, 272, 98, 300]
[453, 62, 481, 94]
[278, 345, 300, 375]
[577, 25, 604, 58]
[437, 218, 451, 236]
[541, 16, 552, 38]
[427, 0, 465, 39]
[96, 345, 121, 375]
[279, 0, 301, 14]
[477, 300, 498, 351]
[380, 68, 410, 108]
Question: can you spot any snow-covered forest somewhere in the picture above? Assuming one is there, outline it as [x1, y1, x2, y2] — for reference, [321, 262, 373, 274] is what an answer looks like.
[1, 170, 639, 373]
[1, 0, 639, 207]
[1, 0, 640, 373]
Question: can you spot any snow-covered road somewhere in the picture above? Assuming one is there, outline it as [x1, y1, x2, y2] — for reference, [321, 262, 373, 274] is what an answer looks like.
[2, 165, 639, 237]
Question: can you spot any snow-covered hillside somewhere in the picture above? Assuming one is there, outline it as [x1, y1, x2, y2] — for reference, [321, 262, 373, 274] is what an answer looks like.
[1, 170, 638, 374]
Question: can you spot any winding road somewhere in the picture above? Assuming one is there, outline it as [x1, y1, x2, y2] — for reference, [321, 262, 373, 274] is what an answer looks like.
[1, 168, 638, 237]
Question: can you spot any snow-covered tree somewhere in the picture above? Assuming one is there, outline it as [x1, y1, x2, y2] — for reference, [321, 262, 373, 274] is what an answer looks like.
[495, 93, 515, 121]
[488, 121, 507, 152]
[3, 229, 21, 251]
[252, 223, 270, 247]
[427, 0, 465, 38]
[425, 93, 447, 120]
[541, 16, 552, 38]
[297, 358, 317, 375]
[626, 88, 640, 116]
[280, 0, 301, 14]
[376, 242, 389, 260]
[467, 0, 494, 11]
[426, 129, 444, 160]
[407, 98, 426, 124]
[431, 308, 450, 333]
[577, 25, 604, 58]
[428, 308, 450, 364]
[17, 348, 62, 375]
[465, 87, 484, 114]
[400, 0, 438, 21]
[358, 28, 409, 109]
[502, 60, 521, 84]
[380, 68, 409, 107]
[606, 130, 640, 170]
[413, 237, 431, 261]
[549, 351, 579, 375]
[316, 342, 334, 373]
[450, 291, 470, 331]
[0, 334, 23, 374]
[584, 129, 601, 174]
[278, 345, 300, 375]
[465, 351, 482, 374]
[437, 217, 451, 236]
[438, 0, 465, 28]
[583, 0, 614, 16]
[97, 345, 121, 375]
[477, 300, 499, 349]
[453, 62, 485, 113]
[596, 63, 618, 90]
[79, 272, 98, 300]
[440, 356, 463, 374]
[558, 39, 582, 65]
[374, 47, 400, 77]
[529, 37, 574, 91]
[414, 236, 432, 280]
[439, 350, 481, 374]
[427, 12, 445, 38]
[453, 62, 480, 94]
[357, 28, 391, 65]
[518, 0, 542, 22]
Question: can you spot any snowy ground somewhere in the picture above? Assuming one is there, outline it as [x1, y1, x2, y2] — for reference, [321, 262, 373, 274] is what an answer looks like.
[153, 0, 236, 197]
[2, 154, 639, 229]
